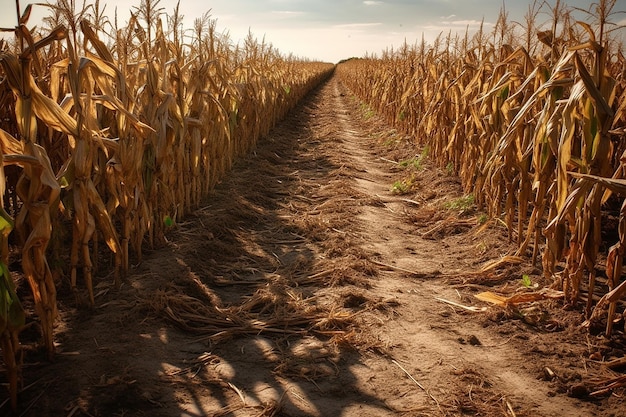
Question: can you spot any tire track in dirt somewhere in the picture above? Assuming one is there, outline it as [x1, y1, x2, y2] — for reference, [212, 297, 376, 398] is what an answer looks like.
[325, 78, 613, 417]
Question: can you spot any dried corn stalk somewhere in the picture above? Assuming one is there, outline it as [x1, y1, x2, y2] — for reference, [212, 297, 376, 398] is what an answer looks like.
[0, 130, 27, 411]
[0, 0, 335, 408]
[337, 0, 626, 322]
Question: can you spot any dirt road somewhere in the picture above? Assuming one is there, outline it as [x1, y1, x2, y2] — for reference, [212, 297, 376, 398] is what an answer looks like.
[5, 75, 626, 416]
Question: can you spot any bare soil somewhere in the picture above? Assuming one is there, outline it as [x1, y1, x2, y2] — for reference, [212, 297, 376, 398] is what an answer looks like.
[3, 74, 626, 417]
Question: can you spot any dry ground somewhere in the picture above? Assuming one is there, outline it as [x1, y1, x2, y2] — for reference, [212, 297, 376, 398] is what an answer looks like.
[3, 74, 626, 417]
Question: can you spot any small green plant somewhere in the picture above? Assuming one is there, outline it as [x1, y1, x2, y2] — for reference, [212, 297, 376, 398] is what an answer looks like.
[163, 215, 175, 228]
[360, 103, 375, 119]
[477, 213, 488, 224]
[399, 146, 431, 171]
[398, 110, 406, 121]
[521, 274, 532, 288]
[444, 195, 475, 211]
[445, 162, 454, 176]
[399, 157, 422, 170]
[391, 180, 409, 194]
[390, 175, 415, 195]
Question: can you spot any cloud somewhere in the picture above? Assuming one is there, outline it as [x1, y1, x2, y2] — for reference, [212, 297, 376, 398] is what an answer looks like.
[439, 19, 490, 26]
[363, 1, 384, 5]
[271, 10, 305, 18]
[333, 22, 383, 30]
[421, 20, 494, 34]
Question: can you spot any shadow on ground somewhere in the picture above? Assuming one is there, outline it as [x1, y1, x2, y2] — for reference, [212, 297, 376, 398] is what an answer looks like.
[6, 78, 394, 417]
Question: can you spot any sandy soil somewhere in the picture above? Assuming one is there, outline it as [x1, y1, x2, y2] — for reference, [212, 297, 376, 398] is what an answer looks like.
[2, 74, 626, 417]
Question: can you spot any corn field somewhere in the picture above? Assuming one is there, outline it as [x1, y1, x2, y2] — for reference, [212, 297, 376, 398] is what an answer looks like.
[337, 1, 626, 332]
[4, 0, 626, 411]
[0, 0, 333, 409]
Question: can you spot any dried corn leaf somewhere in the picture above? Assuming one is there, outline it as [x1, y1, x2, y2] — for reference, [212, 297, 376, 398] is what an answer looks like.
[476, 288, 564, 306]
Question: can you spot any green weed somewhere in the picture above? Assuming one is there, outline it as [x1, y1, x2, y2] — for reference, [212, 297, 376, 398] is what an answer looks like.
[391, 175, 416, 195]
[399, 146, 431, 171]
[444, 194, 475, 211]
[360, 103, 375, 119]
[399, 157, 422, 170]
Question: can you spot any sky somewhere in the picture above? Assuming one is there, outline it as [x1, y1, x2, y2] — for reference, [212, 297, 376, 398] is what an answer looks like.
[0, 0, 624, 63]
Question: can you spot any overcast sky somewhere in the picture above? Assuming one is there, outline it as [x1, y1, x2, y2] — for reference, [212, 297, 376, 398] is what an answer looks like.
[1, 0, 623, 63]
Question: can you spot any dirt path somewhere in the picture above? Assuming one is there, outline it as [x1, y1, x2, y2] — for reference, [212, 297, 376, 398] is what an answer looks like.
[5, 75, 626, 417]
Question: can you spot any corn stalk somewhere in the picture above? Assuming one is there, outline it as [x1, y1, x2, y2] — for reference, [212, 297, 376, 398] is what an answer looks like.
[0, 131, 27, 411]
[337, 0, 626, 328]
[0, 0, 334, 408]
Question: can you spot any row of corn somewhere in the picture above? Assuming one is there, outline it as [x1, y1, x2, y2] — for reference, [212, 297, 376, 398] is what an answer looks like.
[337, 2, 626, 329]
[0, 0, 334, 409]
